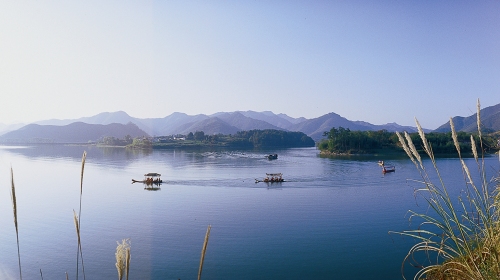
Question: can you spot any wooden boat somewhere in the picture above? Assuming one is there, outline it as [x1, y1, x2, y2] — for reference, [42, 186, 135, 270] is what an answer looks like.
[255, 173, 284, 183]
[132, 173, 163, 184]
[266, 154, 278, 160]
[378, 161, 395, 173]
[382, 166, 396, 173]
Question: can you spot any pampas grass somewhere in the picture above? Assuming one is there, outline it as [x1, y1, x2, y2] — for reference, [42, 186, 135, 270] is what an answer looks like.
[198, 225, 211, 280]
[10, 167, 22, 280]
[115, 239, 131, 280]
[392, 99, 500, 279]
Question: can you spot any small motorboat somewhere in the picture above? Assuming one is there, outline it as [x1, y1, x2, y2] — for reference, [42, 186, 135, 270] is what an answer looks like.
[266, 154, 278, 160]
[255, 173, 284, 183]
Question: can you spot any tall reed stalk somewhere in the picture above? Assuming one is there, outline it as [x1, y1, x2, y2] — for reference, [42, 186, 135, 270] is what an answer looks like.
[198, 225, 211, 280]
[392, 99, 500, 279]
[10, 167, 22, 280]
[75, 151, 87, 280]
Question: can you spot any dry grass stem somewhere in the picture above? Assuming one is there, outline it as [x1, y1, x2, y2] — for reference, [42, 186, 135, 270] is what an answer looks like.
[10, 167, 22, 280]
[125, 247, 131, 280]
[76, 151, 87, 280]
[198, 225, 212, 280]
[73, 209, 86, 280]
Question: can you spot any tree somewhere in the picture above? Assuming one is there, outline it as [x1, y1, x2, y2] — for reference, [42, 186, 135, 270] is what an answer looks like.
[194, 131, 205, 141]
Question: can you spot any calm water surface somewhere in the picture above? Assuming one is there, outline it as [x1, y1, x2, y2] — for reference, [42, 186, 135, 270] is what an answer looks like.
[0, 145, 498, 279]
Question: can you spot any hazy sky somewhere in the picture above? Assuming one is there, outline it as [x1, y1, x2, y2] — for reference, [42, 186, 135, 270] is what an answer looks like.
[1, 1, 498, 129]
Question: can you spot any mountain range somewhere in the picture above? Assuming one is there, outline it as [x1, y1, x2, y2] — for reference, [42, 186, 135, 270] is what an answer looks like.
[0, 103, 499, 144]
[434, 103, 500, 133]
[0, 122, 147, 144]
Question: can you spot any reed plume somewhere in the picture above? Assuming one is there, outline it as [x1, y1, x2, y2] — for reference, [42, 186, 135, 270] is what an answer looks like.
[450, 118, 461, 158]
[10, 167, 22, 280]
[115, 239, 131, 280]
[471, 135, 478, 163]
[198, 225, 211, 280]
[415, 117, 431, 157]
[396, 132, 416, 166]
[404, 131, 423, 169]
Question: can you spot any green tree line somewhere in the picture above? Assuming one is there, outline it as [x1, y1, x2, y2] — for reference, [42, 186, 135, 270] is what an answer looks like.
[151, 129, 315, 149]
[318, 127, 499, 155]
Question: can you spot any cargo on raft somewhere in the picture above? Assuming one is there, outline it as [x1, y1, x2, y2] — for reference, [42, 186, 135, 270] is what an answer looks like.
[132, 173, 163, 184]
[255, 173, 285, 183]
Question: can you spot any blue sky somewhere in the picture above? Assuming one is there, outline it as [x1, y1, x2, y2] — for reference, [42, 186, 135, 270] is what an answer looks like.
[0, 1, 498, 129]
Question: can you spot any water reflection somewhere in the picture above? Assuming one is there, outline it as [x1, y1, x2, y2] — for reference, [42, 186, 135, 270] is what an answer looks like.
[1, 144, 152, 166]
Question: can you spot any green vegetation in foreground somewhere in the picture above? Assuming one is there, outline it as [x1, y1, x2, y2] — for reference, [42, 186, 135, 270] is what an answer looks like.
[317, 126, 499, 155]
[124, 129, 315, 150]
[391, 100, 500, 280]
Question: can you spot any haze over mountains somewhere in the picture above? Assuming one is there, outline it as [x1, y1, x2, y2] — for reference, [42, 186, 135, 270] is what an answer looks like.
[1, 103, 499, 144]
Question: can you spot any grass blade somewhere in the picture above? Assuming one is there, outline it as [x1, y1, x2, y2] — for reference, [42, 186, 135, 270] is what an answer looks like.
[198, 225, 211, 280]
[10, 167, 22, 280]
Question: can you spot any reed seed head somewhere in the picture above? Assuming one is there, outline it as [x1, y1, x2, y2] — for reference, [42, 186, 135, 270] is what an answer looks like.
[477, 99, 482, 139]
[471, 135, 478, 162]
[115, 239, 131, 280]
[415, 118, 431, 157]
[404, 131, 423, 168]
[80, 151, 87, 195]
[460, 159, 473, 186]
[450, 118, 461, 158]
[396, 132, 417, 166]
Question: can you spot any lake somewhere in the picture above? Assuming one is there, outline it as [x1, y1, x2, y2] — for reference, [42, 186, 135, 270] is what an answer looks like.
[0, 145, 498, 279]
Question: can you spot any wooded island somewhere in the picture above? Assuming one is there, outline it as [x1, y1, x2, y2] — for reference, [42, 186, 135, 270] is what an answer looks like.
[317, 126, 499, 155]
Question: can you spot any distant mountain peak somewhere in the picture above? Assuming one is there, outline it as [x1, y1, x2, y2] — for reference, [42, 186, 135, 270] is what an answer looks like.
[434, 103, 500, 133]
